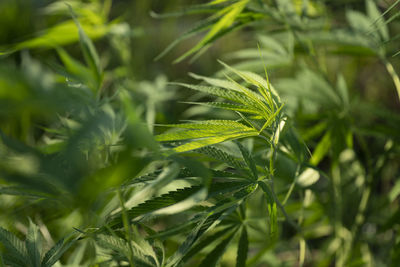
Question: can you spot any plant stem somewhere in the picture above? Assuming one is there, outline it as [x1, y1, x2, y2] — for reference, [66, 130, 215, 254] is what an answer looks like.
[383, 59, 400, 102]
[117, 189, 135, 267]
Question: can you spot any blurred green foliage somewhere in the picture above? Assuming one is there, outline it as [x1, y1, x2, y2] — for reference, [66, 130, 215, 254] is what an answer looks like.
[0, 0, 399, 266]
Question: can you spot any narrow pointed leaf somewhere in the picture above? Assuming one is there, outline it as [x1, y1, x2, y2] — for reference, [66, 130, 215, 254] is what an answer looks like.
[236, 226, 248, 267]
[236, 141, 258, 180]
[198, 231, 236, 267]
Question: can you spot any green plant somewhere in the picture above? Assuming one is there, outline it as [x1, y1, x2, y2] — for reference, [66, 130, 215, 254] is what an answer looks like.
[0, 0, 399, 266]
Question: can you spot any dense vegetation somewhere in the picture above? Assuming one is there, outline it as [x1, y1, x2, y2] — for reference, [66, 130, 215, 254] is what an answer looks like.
[0, 0, 399, 266]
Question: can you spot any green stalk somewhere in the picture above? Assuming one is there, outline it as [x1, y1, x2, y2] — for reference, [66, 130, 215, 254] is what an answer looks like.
[383, 59, 400, 102]
[117, 189, 135, 267]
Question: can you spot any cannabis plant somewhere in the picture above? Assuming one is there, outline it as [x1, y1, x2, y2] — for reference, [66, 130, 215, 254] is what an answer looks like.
[1, 0, 399, 266]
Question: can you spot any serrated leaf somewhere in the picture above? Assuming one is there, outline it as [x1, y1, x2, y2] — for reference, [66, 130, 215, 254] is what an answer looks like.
[41, 236, 77, 267]
[166, 184, 255, 267]
[189, 72, 246, 92]
[107, 186, 203, 229]
[96, 234, 158, 266]
[0, 227, 28, 267]
[195, 146, 247, 171]
[183, 101, 260, 114]
[156, 128, 240, 142]
[26, 219, 41, 267]
[236, 141, 258, 180]
[219, 60, 277, 107]
[236, 226, 248, 267]
[171, 83, 256, 106]
[174, 131, 258, 152]
[158, 120, 254, 131]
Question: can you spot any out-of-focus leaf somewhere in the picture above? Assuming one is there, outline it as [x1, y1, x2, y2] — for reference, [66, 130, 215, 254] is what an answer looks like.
[174, 0, 249, 63]
[296, 168, 320, 187]
[310, 130, 331, 166]
[366, 0, 389, 41]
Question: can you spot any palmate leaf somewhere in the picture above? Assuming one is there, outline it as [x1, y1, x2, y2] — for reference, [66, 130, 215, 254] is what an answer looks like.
[0, 222, 77, 267]
[182, 226, 237, 263]
[165, 183, 256, 267]
[95, 234, 158, 267]
[107, 186, 203, 229]
[157, 62, 282, 153]
[156, 120, 259, 152]
[163, 181, 255, 237]
[109, 177, 253, 233]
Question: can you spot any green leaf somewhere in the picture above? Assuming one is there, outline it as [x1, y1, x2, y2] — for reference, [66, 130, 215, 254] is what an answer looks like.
[174, 131, 258, 152]
[165, 211, 226, 267]
[170, 82, 255, 106]
[195, 145, 247, 171]
[189, 72, 246, 92]
[156, 120, 259, 152]
[366, 0, 389, 41]
[347, 10, 379, 40]
[236, 141, 258, 180]
[198, 231, 236, 267]
[310, 130, 331, 166]
[41, 235, 77, 267]
[182, 226, 236, 263]
[107, 186, 203, 229]
[95, 234, 158, 266]
[236, 226, 248, 267]
[155, 16, 218, 60]
[166, 184, 255, 267]
[174, 0, 249, 62]
[26, 220, 41, 267]
[158, 120, 255, 131]
[0, 227, 28, 266]
[69, 6, 102, 93]
[157, 128, 238, 142]
[296, 168, 320, 187]
[182, 101, 260, 114]
[336, 74, 349, 106]
[258, 181, 278, 236]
